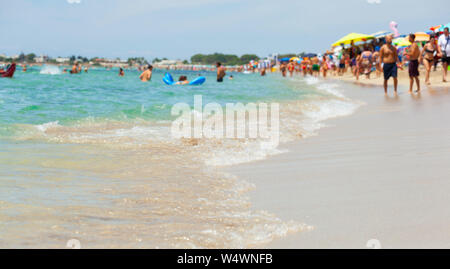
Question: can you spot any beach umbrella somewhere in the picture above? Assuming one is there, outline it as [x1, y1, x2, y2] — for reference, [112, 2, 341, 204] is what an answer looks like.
[393, 37, 411, 47]
[280, 57, 290, 62]
[332, 33, 375, 47]
[414, 32, 430, 42]
[439, 23, 450, 32]
[290, 57, 300, 62]
[371, 31, 391, 39]
[430, 25, 442, 33]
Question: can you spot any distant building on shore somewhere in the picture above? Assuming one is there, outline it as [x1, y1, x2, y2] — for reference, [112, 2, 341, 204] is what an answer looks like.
[35, 55, 48, 63]
[55, 57, 70, 64]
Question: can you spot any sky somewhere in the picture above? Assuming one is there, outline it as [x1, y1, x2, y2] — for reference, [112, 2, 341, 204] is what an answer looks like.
[0, 0, 448, 60]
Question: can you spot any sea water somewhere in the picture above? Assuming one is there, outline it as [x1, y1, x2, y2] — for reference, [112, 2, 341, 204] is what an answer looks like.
[0, 66, 360, 248]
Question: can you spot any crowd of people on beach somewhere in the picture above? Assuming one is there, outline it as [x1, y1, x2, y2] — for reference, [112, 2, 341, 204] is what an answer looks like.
[273, 27, 449, 95]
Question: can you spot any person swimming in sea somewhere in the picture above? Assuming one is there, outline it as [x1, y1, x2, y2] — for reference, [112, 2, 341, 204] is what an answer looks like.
[176, 75, 189, 85]
[119, 68, 125, 77]
[216, 62, 226, 82]
[139, 65, 153, 82]
[70, 62, 79, 74]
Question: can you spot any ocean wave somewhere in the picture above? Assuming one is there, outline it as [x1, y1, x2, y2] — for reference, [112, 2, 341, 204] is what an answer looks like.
[39, 65, 62, 75]
[9, 80, 362, 168]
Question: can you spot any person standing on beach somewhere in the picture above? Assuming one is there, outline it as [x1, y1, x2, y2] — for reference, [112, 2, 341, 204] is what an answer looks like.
[302, 58, 311, 76]
[405, 34, 420, 93]
[311, 56, 320, 77]
[216, 62, 226, 82]
[372, 47, 382, 78]
[280, 62, 287, 77]
[139, 65, 153, 82]
[437, 27, 450, 82]
[288, 61, 295, 77]
[421, 35, 438, 85]
[321, 55, 329, 78]
[354, 51, 362, 81]
[379, 35, 399, 95]
[361, 48, 373, 79]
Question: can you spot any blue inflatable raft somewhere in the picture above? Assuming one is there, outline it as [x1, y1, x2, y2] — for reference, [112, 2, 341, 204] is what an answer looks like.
[163, 73, 206, 86]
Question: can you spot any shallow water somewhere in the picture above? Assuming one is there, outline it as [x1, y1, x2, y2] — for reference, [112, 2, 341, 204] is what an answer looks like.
[0, 66, 359, 248]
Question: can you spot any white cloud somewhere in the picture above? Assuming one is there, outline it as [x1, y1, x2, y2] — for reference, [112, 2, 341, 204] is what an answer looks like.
[367, 0, 381, 4]
[67, 0, 81, 4]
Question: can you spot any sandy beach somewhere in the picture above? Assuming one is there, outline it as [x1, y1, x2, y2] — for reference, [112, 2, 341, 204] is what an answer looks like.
[338, 65, 449, 89]
[227, 72, 450, 249]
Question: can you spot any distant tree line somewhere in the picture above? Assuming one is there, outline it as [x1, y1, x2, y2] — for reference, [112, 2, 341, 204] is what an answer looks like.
[190, 53, 260, 65]
[128, 57, 149, 66]
[0, 53, 36, 63]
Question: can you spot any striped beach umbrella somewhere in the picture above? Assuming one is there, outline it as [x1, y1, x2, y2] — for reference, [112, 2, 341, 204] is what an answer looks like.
[371, 31, 392, 39]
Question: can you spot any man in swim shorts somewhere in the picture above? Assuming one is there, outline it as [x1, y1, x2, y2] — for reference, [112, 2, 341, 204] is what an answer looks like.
[311, 56, 320, 77]
[139, 65, 153, 82]
[216, 62, 226, 82]
[380, 35, 399, 95]
[405, 34, 420, 93]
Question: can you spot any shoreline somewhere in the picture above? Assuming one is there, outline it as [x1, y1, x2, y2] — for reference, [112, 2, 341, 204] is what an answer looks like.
[225, 76, 450, 248]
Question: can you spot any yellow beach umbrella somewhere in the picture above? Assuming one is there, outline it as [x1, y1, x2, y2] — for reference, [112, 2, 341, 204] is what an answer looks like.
[414, 32, 430, 42]
[393, 37, 411, 47]
[332, 33, 375, 47]
[290, 57, 300, 61]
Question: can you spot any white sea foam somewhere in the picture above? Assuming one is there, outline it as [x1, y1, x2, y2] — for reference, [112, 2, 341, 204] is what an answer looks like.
[40, 65, 62, 75]
[35, 121, 60, 132]
[304, 76, 319, 85]
[26, 80, 361, 168]
[317, 82, 346, 98]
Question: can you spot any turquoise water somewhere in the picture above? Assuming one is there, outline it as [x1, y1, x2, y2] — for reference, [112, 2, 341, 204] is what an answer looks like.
[0, 66, 313, 127]
[0, 65, 358, 248]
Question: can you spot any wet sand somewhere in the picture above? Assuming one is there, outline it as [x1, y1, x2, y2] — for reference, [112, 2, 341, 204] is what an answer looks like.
[227, 78, 450, 248]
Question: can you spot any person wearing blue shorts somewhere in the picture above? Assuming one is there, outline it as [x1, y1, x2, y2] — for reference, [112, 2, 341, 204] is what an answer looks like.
[380, 35, 399, 95]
